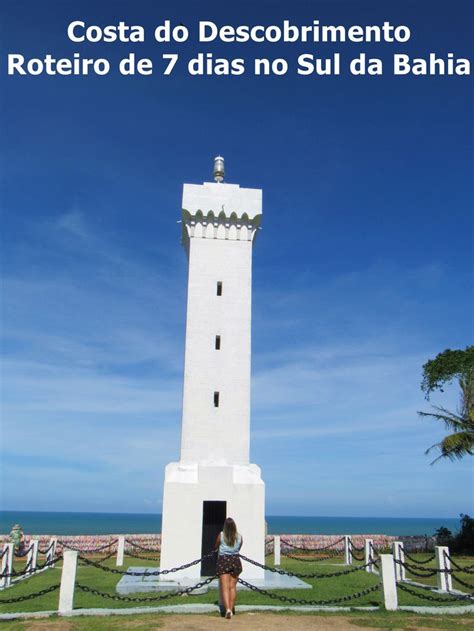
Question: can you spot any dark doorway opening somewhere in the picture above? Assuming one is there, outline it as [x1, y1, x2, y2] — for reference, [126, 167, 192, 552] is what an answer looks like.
[201, 500, 226, 576]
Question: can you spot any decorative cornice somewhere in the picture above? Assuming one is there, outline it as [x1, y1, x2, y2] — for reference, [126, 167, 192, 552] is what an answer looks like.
[181, 181, 262, 247]
[181, 208, 261, 244]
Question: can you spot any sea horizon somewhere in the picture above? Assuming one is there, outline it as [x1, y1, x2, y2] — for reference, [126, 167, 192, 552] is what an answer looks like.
[0, 510, 461, 537]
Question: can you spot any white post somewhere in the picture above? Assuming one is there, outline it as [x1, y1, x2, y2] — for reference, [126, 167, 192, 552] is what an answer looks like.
[116, 536, 125, 567]
[379, 554, 398, 610]
[392, 541, 406, 581]
[1, 543, 14, 588]
[27, 540, 39, 574]
[58, 550, 78, 614]
[435, 546, 452, 592]
[273, 536, 281, 566]
[344, 535, 352, 565]
[47, 538, 58, 569]
[365, 539, 374, 573]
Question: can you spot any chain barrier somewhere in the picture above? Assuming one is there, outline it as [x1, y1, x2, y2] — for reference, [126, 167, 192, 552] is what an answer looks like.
[395, 560, 438, 578]
[281, 551, 342, 562]
[348, 541, 365, 553]
[239, 553, 376, 579]
[78, 550, 216, 576]
[14, 544, 33, 558]
[404, 550, 435, 565]
[280, 536, 345, 552]
[398, 582, 473, 603]
[0, 583, 60, 604]
[369, 543, 380, 569]
[0, 548, 8, 560]
[77, 575, 216, 603]
[238, 577, 379, 605]
[58, 539, 118, 553]
[0, 555, 61, 579]
[445, 555, 474, 574]
[38, 542, 55, 555]
[350, 551, 365, 562]
[93, 551, 117, 564]
[450, 573, 474, 591]
[124, 539, 161, 553]
[124, 550, 161, 562]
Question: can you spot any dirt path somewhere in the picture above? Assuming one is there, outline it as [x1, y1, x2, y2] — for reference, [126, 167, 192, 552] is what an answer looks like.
[2, 615, 361, 630]
[152, 614, 359, 630]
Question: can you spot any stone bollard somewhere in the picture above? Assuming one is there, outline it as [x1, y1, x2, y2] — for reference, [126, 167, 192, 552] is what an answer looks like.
[392, 541, 406, 581]
[58, 550, 78, 614]
[1, 543, 14, 588]
[344, 535, 353, 565]
[116, 536, 125, 567]
[365, 539, 374, 573]
[435, 546, 452, 592]
[379, 554, 398, 610]
[47, 538, 58, 569]
[27, 540, 39, 575]
[274, 536, 281, 566]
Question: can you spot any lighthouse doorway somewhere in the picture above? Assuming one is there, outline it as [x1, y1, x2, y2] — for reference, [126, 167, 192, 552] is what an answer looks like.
[201, 500, 226, 576]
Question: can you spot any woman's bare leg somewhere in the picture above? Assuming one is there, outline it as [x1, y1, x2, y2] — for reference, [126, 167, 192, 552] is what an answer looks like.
[219, 574, 231, 611]
[229, 575, 238, 612]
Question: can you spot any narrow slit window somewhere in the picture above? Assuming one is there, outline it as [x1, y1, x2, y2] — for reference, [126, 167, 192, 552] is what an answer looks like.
[214, 391, 220, 407]
[216, 281, 223, 296]
[215, 335, 221, 350]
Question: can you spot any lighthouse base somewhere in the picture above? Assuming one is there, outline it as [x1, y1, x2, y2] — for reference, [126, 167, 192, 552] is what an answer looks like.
[160, 462, 265, 580]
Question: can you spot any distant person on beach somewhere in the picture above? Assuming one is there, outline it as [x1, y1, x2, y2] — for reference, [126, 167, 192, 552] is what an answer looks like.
[10, 524, 25, 553]
[215, 517, 243, 619]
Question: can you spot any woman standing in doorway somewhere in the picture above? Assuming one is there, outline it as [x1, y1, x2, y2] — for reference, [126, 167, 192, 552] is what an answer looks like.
[215, 517, 243, 619]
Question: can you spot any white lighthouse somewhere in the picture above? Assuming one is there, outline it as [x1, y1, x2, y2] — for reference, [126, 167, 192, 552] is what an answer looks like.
[160, 157, 265, 580]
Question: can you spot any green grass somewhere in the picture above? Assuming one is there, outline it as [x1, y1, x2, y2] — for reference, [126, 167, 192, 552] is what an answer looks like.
[0, 552, 473, 615]
[1, 611, 474, 630]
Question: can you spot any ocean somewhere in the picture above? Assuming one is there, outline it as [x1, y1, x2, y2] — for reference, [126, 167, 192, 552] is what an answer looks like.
[0, 511, 460, 536]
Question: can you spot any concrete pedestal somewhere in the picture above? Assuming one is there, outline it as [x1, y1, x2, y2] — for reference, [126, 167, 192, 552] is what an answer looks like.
[117, 568, 310, 595]
[160, 461, 265, 580]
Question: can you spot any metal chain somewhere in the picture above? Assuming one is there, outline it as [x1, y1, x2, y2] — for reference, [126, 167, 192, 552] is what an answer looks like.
[239, 553, 376, 579]
[14, 544, 32, 558]
[349, 541, 365, 553]
[38, 542, 55, 555]
[92, 551, 117, 563]
[77, 575, 216, 603]
[78, 550, 216, 576]
[58, 539, 118, 553]
[238, 577, 379, 605]
[0, 555, 61, 578]
[398, 582, 473, 602]
[369, 543, 379, 559]
[0, 583, 60, 604]
[350, 552, 365, 562]
[451, 574, 474, 590]
[124, 539, 161, 553]
[445, 555, 474, 574]
[395, 560, 438, 578]
[124, 550, 161, 561]
[280, 536, 345, 552]
[281, 551, 342, 562]
[404, 550, 435, 564]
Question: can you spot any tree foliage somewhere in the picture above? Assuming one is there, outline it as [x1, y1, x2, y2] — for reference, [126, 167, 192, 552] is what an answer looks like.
[421, 346, 474, 398]
[419, 346, 474, 463]
[435, 514, 474, 554]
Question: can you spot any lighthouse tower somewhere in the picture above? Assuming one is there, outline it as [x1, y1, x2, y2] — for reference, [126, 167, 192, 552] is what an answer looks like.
[160, 157, 265, 580]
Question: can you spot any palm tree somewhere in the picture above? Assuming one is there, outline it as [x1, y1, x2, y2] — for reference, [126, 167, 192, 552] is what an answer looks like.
[419, 347, 474, 464]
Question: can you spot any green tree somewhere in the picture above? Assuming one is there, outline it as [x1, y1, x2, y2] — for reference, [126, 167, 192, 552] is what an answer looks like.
[419, 346, 474, 463]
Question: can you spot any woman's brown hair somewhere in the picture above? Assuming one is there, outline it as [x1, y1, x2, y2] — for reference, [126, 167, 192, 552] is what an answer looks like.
[223, 517, 237, 547]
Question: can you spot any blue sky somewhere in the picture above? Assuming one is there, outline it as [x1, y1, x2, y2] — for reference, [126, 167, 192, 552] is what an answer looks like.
[0, 0, 472, 517]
